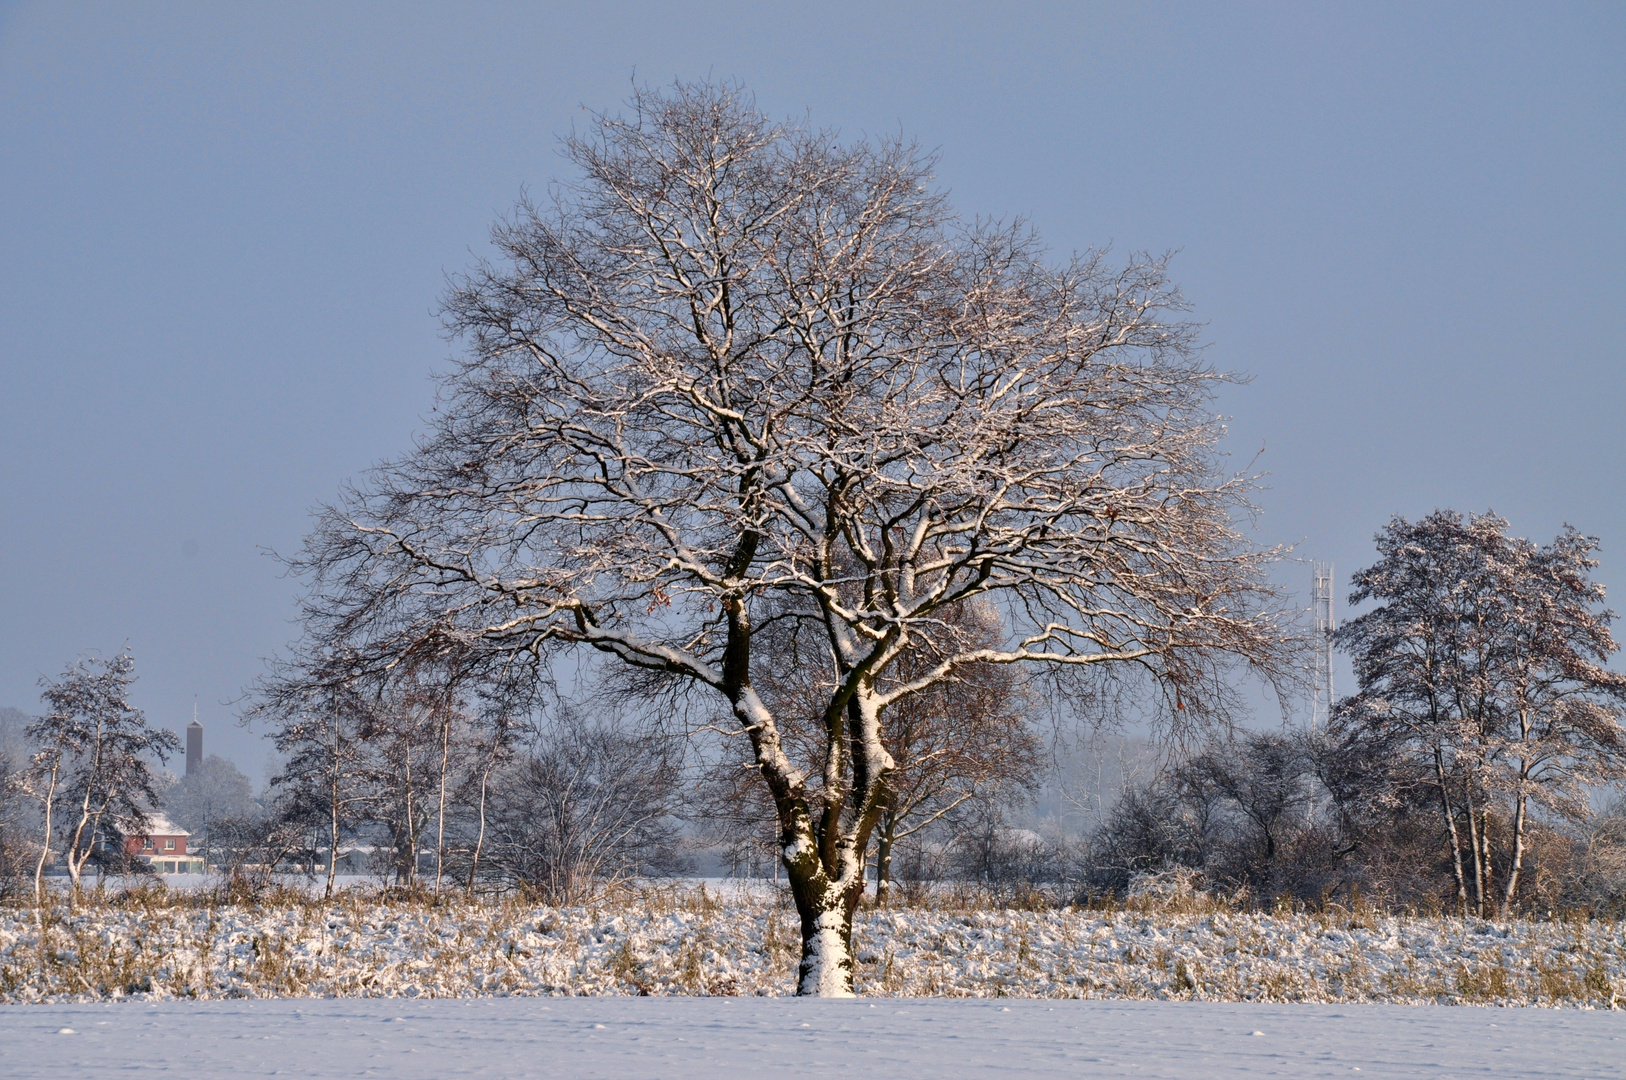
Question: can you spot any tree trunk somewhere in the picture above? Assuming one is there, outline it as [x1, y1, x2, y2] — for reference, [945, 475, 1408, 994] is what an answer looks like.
[400, 740, 418, 887]
[1500, 709, 1534, 918]
[724, 604, 891, 996]
[434, 712, 451, 893]
[1464, 782, 1486, 917]
[467, 746, 496, 895]
[752, 702, 884, 995]
[1501, 791, 1528, 917]
[1434, 748, 1469, 914]
[874, 808, 896, 906]
[326, 760, 341, 901]
[33, 763, 59, 909]
[785, 868, 861, 996]
[324, 720, 342, 900]
[64, 793, 99, 907]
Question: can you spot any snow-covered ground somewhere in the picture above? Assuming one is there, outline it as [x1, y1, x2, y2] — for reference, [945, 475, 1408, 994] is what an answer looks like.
[4, 997, 1623, 1078]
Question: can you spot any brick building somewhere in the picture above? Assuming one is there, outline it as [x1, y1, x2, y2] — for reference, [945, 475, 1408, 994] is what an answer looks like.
[123, 813, 206, 874]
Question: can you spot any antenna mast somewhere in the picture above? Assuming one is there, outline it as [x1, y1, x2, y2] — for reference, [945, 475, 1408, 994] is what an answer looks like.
[1310, 562, 1335, 731]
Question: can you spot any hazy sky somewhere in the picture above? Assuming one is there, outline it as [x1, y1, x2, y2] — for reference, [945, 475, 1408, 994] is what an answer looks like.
[2, 2, 1622, 773]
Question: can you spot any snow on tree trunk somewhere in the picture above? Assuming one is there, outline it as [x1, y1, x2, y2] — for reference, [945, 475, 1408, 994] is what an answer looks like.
[796, 903, 857, 997]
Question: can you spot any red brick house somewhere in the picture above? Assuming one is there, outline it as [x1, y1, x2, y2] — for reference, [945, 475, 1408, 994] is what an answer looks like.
[123, 813, 206, 874]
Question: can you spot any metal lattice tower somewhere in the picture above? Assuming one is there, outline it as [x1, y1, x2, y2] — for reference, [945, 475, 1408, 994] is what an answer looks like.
[1310, 562, 1336, 731]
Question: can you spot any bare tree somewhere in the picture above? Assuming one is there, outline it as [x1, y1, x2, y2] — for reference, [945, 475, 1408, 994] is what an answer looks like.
[1334, 511, 1626, 915]
[0, 710, 43, 899]
[429, 701, 457, 891]
[16, 744, 61, 907]
[266, 687, 379, 899]
[255, 643, 536, 897]
[1334, 513, 1497, 912]
[26, 653, 179, 904]
[280, 82, 1294, 994]
[1473, 524, 1626, 912]
[1566, 793, 1626, 914]
[458, 705, 518, 893]
[1085, 729, 1354, 902]
[482, 707, 682, 902]
[0, 750, 36, 899]
[360, 693, 438, 888]
[1176, 732, 1319, 892]
[347, 688, 480, 890]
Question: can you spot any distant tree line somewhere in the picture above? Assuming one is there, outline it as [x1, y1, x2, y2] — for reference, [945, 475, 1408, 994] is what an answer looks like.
[3, 508, 1622, 921]
[235, 511, 1626, 921]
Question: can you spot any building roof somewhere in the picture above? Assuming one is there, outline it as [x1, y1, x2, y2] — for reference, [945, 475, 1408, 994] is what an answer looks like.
[135, 813, 189, 837]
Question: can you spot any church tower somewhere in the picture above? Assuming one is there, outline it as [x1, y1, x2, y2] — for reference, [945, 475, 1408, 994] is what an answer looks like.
[186, 701, 203, 776]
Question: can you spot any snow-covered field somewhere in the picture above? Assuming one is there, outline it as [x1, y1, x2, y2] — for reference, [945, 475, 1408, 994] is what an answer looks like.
[2, 883, 1622, 1006]
[4, 997, 1624, 1078]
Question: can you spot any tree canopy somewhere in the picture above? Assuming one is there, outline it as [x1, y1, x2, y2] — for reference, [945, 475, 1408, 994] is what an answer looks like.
[273, 81, 1294, 994]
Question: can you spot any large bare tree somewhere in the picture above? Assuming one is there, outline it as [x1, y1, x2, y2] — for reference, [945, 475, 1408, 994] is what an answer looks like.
[286, 81, 1292, 994]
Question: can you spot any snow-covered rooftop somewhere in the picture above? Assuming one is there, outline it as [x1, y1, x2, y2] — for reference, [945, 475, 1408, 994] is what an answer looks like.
[133, 813, 188, 837]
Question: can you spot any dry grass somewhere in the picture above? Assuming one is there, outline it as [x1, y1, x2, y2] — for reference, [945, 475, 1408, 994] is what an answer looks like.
[0, 879, 1621, 1006]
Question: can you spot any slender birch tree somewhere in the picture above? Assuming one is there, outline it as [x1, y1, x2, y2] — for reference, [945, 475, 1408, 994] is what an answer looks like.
[21, 744, 62, 907]
[281, 81, 1294, 994]
[461, 711, 515, 894]
[28, 653, 178, 905]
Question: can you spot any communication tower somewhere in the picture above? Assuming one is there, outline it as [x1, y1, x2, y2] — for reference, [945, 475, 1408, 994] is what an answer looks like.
[1310, 562, 1335, 731]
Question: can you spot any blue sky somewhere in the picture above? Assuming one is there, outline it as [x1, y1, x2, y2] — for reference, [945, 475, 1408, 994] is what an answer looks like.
[2, 2, 1621, 772]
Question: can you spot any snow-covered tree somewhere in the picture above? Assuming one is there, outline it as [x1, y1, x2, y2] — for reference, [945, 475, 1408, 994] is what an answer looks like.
[739, 597, 1044, 903]
[278, 81, 1294, 994]
[1334, 511, 1626, 916]
[26, 652, 178, 904]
